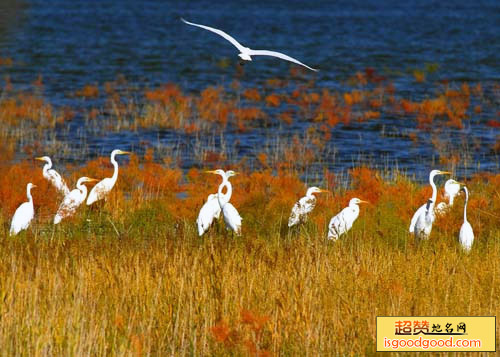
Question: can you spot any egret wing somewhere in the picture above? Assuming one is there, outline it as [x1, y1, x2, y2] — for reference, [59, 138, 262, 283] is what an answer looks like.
[459, 222, 474, 251]
[86, 178, 112, 205]
[197, 196, 221, 236]
[248, 49, 318, 71]
[288, 196, 316, 227]
[55, 190, 84, 222]
[288, 202, 301, 227]
[223, 203, 242, 235]
[10, 202, 34, 235]
[409, 204, 426, 233]
[328, 210, 347, 239]
[181, 18, 246, 53]
[47, 169, 70, 195]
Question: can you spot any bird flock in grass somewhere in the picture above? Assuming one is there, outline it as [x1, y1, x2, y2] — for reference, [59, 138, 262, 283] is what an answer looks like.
[9, 18, 475, 252]
[10, 149, 130, 234]
[10, 158, 475, 253]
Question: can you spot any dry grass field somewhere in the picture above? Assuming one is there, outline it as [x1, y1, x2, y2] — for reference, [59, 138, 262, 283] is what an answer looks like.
[0, 156, 499, 355]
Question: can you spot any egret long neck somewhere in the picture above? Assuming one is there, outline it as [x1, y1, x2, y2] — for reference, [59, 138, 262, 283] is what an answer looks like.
[463, 189, 468, 222]
[26, 186, 33, 203]
[430, 173, 438, 204]
[43, 162, 51, 175]
[217, 176, 231, 207]
[76, 179, 87, 197]
[110, 153, 119, 182]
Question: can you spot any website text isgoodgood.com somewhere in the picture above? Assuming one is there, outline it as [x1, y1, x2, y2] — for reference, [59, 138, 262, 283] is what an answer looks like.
[384, 336, 481, 350]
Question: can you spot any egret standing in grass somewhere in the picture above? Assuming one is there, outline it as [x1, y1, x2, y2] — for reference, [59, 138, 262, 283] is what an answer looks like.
[36, 156, 70, 196]
[10, 183, 36, 236]
[459, 186, 474, 252]
[181, 18, 318, 71]
[197, 193, 221, 236]
[409, 169, 450, 241]
[206, 169, 242, 235]
[86, 149, 131, 205]
[54, 177, 98, 224]
[288, 187, 329, 227]
[197, 170, 238, 236]
[327, 198, 368, 240]
[436, 179, 462, 214]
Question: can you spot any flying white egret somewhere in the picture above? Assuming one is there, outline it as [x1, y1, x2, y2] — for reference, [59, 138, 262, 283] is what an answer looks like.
[36, 156, 70, 196]
[181, 18, 318, 72]
[196, 170, 238, 236]
[327, 198, 368, 240]
[54, 177, 98, 224]
[410, 169, 450, 241]
[86, 149, 131, 205]
[10, 183, 36, 236]
[459, 186, 474, 252]
[288, 186, 329, 227]
[207, 169, 242, 235]
[435, 179, 462, 214]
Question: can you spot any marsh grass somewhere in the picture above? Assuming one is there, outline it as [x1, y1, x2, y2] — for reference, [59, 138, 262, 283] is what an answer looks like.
[1, 71, 499, 179]
[0, 160, 499, 355]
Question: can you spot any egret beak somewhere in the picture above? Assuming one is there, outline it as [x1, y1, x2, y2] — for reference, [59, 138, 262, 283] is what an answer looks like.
[87, 178, 99, 182]
[35, 157, 45, 161]
[205, 170, 217, 174]
[359, 200, 369, 204]
[32, 185, 37, 188]
[119, 151, 132, 155]
[319, 189, 330, 193]
[439, 171, 451, 175]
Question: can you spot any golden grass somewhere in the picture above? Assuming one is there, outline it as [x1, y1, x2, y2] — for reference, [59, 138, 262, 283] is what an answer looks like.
[0, 159, 499, 355]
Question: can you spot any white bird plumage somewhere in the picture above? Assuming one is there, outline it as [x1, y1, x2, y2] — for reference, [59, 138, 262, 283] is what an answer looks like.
[288, 186, 328, 227]
[181, 18, 318, 72]
[410, 169, 450, 241]
[36, 156, 70, 196]
[54, 177, 98, 224]
[10, 183, 36, 236]
[196, 170, 238, 236]
[435, 179, 462, 214]
[86, 149, 131, 205]
[207, 169, 242, 235]
[459, 186, 474, 252]
[327, 198, 367, 240]
[197, 193, 221, 236]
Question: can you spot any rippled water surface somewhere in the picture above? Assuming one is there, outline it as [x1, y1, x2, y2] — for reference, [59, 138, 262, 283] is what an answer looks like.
[0, 0, 498, 181]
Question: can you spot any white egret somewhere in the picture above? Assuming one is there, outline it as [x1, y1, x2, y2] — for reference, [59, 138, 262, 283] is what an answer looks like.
[86, 149, 131, 205]
[36, 156, 70, 196]
[181, 18, 318, 71]
[54, 177, 98, 224]
[459, 186, 474, 252]
[288, 186, 329, 227]
[207, 169, 242, 235]
[197, 193, 221, 236]
[10, 183, 36, 236]
[435, 179, 462, 214]
[410, 169, 450, 241]
[196, 170, 238, 236]
[327, 198, 368, 240]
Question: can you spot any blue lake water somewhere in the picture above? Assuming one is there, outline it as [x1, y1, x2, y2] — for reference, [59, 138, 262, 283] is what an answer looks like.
[0, 0, 498, 181]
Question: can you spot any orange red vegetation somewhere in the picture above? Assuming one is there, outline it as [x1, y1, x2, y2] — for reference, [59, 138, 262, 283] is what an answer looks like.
[243, 88, 261, 102]
[75, 84, 99, 98]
